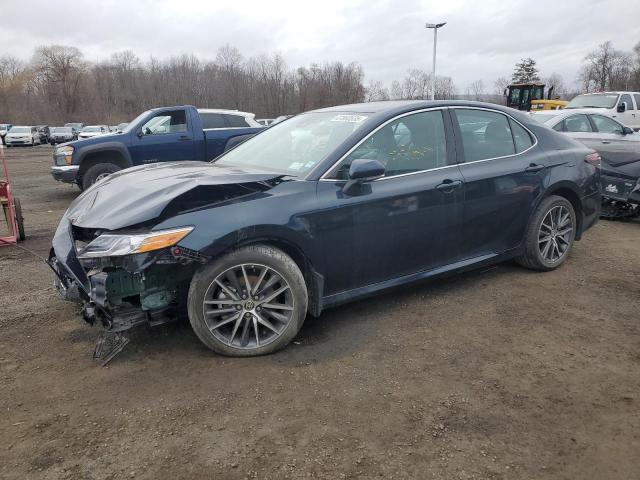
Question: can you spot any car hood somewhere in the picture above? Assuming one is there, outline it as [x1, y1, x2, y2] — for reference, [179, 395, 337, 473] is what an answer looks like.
[68, 132, 125, 148]
[65, 161, 284, 230]
[6, 132, 30, 137]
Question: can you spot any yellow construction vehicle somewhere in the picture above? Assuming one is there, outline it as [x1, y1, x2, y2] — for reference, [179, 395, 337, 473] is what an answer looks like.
[505, 82, 568, 111]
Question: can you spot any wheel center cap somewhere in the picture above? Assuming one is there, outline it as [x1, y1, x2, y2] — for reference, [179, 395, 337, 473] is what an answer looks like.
[244, 300, 255, 310]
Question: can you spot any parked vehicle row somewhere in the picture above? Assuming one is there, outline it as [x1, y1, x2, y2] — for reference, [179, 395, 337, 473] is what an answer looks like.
[50, 100, 601, 357]
[51, 107, 264, 190]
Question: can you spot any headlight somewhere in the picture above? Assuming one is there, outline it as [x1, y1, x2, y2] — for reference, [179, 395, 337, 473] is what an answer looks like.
[56, 145, 74, 165]
[77, 226, 194, 258]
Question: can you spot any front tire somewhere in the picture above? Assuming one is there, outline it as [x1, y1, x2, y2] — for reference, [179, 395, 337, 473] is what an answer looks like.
[187, 244, 308, 356]
[81, 163, 121, 190]
[516, 195, 576, 271]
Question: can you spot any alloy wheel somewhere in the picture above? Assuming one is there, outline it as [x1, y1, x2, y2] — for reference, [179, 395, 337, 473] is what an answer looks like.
[202, 263, 295, 350]
[95, 172, 112, 182]
[538, 205, 573, 263]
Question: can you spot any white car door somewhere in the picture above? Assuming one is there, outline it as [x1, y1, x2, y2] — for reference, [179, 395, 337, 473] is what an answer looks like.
[615, 93, 636, 128]
[590, 114, 640, 152]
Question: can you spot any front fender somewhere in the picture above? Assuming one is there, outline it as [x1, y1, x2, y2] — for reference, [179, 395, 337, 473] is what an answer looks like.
[74, 141, 133, 167]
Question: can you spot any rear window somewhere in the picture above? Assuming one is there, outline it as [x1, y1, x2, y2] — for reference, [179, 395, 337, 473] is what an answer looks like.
[200, 113, 225, 129]
[453, 109, 516, 161]
[224, 114, 250, 128]
[509, 119, 534, 153]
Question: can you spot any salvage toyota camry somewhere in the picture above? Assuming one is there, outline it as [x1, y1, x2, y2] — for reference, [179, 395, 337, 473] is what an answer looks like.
[51, 101, 601, 356]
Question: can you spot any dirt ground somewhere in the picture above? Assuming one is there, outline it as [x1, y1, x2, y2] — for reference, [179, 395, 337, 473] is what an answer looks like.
[0, 144, 639, 480]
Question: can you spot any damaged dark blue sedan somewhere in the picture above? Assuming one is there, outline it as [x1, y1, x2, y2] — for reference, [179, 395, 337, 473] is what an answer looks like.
[51, 101, 601, 356]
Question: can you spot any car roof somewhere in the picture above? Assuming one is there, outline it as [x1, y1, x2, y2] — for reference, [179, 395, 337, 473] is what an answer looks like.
[197, 109, 255, 117]
[308, 100, 534, 123]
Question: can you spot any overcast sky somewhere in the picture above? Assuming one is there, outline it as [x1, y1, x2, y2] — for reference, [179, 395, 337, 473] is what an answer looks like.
[1, 0, 639, 92]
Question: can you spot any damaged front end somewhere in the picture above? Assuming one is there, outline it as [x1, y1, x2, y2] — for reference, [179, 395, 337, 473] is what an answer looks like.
[601, 175, 640, 220]
[50, 220, 206, 332]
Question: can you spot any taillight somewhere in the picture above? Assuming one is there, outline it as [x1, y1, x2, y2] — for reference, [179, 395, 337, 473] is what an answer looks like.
[584, 152, 601, 168]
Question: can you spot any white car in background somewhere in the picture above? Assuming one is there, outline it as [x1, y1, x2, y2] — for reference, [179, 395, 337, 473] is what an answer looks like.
[77, 125, 109, 139]
[564, 91, 640, 130]
[4, 126, 41, 146]
[531, 109, 639, 150]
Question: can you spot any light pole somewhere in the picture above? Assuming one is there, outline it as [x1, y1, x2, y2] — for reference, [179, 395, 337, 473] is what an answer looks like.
[425, 22, 446, 100]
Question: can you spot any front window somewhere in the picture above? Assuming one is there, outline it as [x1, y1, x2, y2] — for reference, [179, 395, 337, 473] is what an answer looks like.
[328, 110, 449, 179]
[619, 94, 634, 110]
[565, 94, 619, 109]
[215, 112, 370, 176]
[140, 111, 187, 135]
[531, 86, 545, 100]
[591, 115, 623, 134]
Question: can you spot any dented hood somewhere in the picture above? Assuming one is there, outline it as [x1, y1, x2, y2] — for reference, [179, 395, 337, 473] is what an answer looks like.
[65, 161, 282, 230]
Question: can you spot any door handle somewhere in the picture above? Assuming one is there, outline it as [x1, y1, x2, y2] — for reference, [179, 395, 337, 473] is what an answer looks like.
[178, 135, 190, 141]
[436, 179, 463, 193]
[524, 163, 545, 173]
[601, 140, 611, 144]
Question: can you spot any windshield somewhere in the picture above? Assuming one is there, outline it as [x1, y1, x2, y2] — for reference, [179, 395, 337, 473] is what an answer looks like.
[82, 126, 102, 132]
[10, 127, 29, 133]
[566, 94, 619, 109]
[214, 112, 370, 176]
[530, 113, 561, 124]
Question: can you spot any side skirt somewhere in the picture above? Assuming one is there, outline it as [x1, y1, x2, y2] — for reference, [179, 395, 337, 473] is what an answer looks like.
[320, 250, 519, 311]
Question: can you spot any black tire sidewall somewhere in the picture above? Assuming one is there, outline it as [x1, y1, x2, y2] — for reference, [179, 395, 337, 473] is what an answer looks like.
[187, 244, 308, 357]
[81, 163, 121, 190]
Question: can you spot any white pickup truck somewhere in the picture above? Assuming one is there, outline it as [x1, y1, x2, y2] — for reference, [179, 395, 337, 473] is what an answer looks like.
[564, 91, 640, 130]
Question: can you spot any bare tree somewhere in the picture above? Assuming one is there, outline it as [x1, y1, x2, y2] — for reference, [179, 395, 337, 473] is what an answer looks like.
[468, 79, 484, 100]
[581, 41, 630, 91]
[31, 45, 87, 118]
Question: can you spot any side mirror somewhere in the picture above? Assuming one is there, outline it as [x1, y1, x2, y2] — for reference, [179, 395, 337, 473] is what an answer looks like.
[622, 126, 634, 135]
[343, 159, 385, 195]
[617, 102, 627, 113]
[136, 129, 144, 138]
[348, 159, 385, 181]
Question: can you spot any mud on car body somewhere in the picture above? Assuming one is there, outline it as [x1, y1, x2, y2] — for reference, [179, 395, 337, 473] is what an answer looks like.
[51, 100, 601, 357]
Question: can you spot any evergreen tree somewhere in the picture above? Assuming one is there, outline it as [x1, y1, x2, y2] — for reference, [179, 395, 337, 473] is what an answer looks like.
[512, 58, 540, 83]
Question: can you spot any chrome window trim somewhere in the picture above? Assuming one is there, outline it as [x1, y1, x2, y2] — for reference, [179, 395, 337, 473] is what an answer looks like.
[203, 127, 251, 131]
[448, 106, 538, 164]
[317, 105, 540, 182]
[317, 107, 448, 182]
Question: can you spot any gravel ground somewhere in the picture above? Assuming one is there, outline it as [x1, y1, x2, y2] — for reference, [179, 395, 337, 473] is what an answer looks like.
[1, 145, 639, 480]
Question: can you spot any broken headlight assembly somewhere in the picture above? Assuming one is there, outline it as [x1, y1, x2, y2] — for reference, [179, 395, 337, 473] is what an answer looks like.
[77, 226, 194, 259]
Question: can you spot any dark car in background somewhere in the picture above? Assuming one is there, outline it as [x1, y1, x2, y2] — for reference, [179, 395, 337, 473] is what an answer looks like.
[51, 100, 601, 358]
[49, 127, 76, 144]
[36, 126, 50, 144]
[64, 122, 85, 138]
[51, 106, 263, 190]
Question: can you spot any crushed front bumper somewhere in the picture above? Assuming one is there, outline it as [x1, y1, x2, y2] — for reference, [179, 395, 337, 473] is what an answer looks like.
[51, 216, 201, 332]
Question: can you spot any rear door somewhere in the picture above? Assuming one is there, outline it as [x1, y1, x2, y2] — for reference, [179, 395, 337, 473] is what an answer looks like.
[129, 109, 196, 164]
[315, 108, 465, 294]
[451, 107, 548, 257]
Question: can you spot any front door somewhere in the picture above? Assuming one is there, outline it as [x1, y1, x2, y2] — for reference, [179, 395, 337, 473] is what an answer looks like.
[314, 108, 465, 295]
[451, 107, 549, 256]
[130, 109, 196, 164]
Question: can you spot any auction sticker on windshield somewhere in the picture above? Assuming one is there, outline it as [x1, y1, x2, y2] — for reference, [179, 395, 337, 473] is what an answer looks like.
[330, 114, 368, 123]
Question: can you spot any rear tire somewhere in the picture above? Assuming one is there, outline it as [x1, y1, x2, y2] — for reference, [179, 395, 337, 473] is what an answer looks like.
[187, 244, 308, 357]
[81, 162, 121, 190]
[516, 195, 576, 271]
